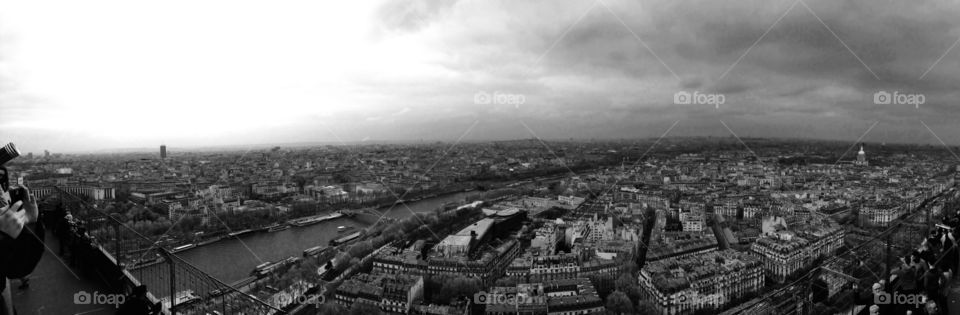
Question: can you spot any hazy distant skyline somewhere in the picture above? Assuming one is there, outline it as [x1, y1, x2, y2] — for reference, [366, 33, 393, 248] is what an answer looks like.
[2, 0, 959, 153]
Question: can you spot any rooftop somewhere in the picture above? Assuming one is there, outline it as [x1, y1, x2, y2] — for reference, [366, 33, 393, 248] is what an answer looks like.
[456, 218, 495, 239]
[643, 249, 762, 294]
[437, 234, 472, 248]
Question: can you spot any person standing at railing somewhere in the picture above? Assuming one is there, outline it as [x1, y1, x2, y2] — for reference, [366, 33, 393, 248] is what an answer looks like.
[948, 211, 960, 280]
[57, 212, 73, 257]
[116, 285, 160, 315]
[921, 263, 949, 315]
[70, 226, 92, 268]
[917, 240, 936, 271]
[923, 299, 941, 315]
[937, 229, 956, 277]
[896, 255, 920, 296]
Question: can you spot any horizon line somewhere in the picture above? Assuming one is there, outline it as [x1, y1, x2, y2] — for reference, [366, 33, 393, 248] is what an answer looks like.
[28, 135, 960, 155]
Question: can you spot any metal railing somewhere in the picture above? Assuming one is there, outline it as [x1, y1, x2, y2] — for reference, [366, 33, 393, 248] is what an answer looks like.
[49, 186, 282, 315]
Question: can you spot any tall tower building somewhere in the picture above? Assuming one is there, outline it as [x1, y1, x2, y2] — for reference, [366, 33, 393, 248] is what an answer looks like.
[161, 145, 167, 159]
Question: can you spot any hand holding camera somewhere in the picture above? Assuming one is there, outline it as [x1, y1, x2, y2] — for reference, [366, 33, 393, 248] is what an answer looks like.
[9, 186, 38, 224]
[0, 200, 27, 238]
[0, 142, 39, 238]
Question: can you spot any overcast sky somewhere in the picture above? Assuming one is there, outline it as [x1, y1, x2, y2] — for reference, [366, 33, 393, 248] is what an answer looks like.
[1, 0, 959, 153]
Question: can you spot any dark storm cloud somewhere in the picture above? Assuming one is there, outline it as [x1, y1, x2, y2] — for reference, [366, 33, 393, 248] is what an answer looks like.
[370, 0, 960, 143]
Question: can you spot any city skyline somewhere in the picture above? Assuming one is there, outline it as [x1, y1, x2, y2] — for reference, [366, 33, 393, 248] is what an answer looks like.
[14, 134, 960, 156]
[2, 0, 960, 153]
[12, 135, 959, 314]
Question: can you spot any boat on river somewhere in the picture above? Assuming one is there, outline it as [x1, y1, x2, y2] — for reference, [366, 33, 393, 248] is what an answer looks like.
[330, 231, 362, 246]
[288, 212, 343, 227]
[303, 245, 326, 257]
[228, 229, 254, 237]
[171, 243, 196, 253]
[268, 224, 290, 232]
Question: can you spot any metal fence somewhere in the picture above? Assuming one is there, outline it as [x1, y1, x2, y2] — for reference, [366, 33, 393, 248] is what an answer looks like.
[50, 186, 282, 315]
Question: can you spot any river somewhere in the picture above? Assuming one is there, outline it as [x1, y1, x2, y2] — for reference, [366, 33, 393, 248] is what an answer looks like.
[134, 191, 482, 294]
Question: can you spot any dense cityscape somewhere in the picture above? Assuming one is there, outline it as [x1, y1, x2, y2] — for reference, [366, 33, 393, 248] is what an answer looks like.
[4, 1, 960, 315]
[3, 138, 959, 314]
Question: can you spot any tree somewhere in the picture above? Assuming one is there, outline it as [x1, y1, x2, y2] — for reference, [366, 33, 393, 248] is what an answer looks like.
[347, 241, 373, 258]
[115, 187, 132, 202]
[425, 275, 446, 303]
[429, 275, 482, 304]
[291, 201, 316, 215]
[550, 182, 568, 195]
[292, 175, 310, 192]
[129, 206, 159, 221]
[317, 303, 346, 315]
[298, 259, 319, 284]
[636, 300, 658, 314]
[332, 252, 353, 271]
[276, 272, 295, 289]
[623, 261, 639, 277]
[495, 277, 518, 287]
[605, 291, 634, 315]
[349, 302, 382, 315]
[445, 276, 482, 299]
[615, 274, 641, 304]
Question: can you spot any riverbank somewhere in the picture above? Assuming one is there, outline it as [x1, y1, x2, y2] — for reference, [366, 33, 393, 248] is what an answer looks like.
[156, 188, 486, 259]
[133, 190, 488, 288]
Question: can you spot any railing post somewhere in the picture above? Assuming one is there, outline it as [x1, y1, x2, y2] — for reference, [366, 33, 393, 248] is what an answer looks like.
[160, 249, 177, 315]
[884, 226, 893, 282]
[114, 221, 122, 264]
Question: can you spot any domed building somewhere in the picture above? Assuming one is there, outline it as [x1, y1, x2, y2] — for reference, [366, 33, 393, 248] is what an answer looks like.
[854, 145, 869, 166]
